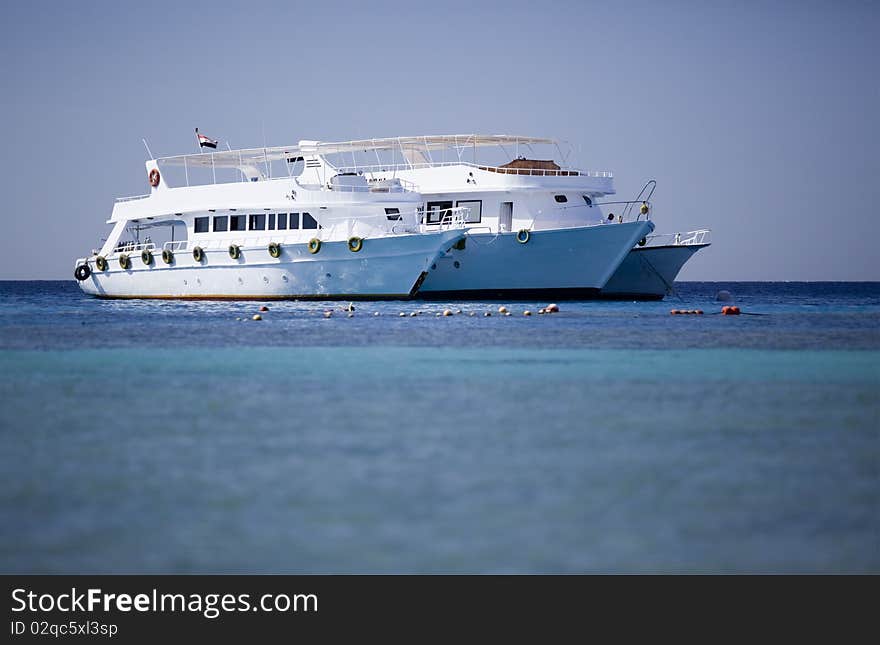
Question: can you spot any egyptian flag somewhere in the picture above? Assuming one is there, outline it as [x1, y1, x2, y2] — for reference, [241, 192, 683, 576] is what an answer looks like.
[195, 128, 218, 149]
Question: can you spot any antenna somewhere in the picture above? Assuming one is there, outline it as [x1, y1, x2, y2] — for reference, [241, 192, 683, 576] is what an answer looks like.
[142, 138, 155, 160]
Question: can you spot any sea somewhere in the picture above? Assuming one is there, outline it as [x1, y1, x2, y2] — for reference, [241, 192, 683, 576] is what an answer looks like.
[0, 281, 877, 573]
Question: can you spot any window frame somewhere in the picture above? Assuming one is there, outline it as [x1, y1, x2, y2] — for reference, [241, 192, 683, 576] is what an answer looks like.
[455, 199, 482, 223]
[425, 200, 454, 224]
[193, 216, 209, 233]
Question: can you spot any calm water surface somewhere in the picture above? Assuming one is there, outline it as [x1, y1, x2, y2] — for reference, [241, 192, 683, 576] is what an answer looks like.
[1, 281, 878, 572]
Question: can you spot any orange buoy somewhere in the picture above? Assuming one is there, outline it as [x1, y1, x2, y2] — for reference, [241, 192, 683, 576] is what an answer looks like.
[696, 310, 704, 315]
[722, 306, 741, 315]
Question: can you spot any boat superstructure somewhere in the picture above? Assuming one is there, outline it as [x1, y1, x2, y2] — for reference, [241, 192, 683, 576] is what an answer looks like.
[296, 135, 657, 299]
[74, 144, 467, 299]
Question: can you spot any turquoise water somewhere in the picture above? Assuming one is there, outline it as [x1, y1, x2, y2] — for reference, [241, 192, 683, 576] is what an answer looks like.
[1, 281, 878, 572]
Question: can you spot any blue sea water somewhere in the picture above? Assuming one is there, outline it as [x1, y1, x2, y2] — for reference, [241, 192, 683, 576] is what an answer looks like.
[0, 281, 878, 572]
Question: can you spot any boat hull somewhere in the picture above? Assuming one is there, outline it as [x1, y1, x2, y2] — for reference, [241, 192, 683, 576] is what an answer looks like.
[417, 221, 654, 300]
[76, 232, 462, 300]
[598, 243, 709, 300]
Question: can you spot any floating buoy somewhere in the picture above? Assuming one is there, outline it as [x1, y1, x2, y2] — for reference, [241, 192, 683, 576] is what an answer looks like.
[399, 312, 406, 317]
[324, 310, 333, 318]
[346, 302, 355, 312]
[498, 306, 508, 314]
[468, 312, 476, 317]
[503, 312, 511, 316]
[443, 309, 453, 316]
[545, 303, 559, 313]
[524, 310, 532, 316]
[722, 306, 741, 315]
[374, 312, 380, 316]
[410, 312, 418, 317]
[484, 312, 492, 317]
[259, 306, 269, 312]
[538, 308, 546, 314]
[696, 310, 703, 315]
[456, 309, 463, 314]
[252, 314, 262, 321]
[347, 313, 354, 318]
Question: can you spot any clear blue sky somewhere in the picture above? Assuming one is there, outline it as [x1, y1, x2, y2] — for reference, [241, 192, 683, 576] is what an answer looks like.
[1, 0, 877, 280]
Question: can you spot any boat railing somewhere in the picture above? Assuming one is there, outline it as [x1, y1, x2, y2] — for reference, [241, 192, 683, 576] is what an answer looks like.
[327, 178, 418, 193]
[421, 207, 470, 230]
[115, 194, 150, 203]
[641, 229, 711, 248]
[334, 161, 612, 179]
[114, 241, 156, 253]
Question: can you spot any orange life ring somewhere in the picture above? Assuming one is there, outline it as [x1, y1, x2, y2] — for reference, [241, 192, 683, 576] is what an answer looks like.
[149, 169, 161, 187]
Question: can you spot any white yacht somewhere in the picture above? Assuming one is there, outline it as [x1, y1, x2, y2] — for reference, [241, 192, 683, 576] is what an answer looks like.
[591, 179, 711, 299]
[301, 135, 658, 299]
[73, 144, 467, 299]
[600, 228, 711, 299]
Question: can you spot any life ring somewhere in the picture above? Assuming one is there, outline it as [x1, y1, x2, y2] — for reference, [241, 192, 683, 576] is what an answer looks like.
[118, 253, 131, 269]
[347, 236, 363, 253]
[638, 238, 647, 247]
[192, 246, 204, 263]
[74, 264, 91, 281]
[95, 256, 108, 272]
[141, 249, 153, 266]
[148, 168, 160, 187]
[516, 229, 530, 244]
[268, 242, 282, 258]
[228, 244, 241, 260]
[308, 238, 321, 254]
[162, 249, 174, 264]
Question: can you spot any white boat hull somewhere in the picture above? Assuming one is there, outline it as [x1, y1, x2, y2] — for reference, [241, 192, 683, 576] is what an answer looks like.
[418, 221, 654, 299]
[76, 231, 463, 300]
[599, 243, 709, 300]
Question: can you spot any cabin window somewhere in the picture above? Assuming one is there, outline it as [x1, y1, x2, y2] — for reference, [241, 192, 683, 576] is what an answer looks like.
[277, 213, 287, 230]
[554, 195, 568, 203]
[426, 200, 453, 224]
[302, 212, 319, 229]
[289, 213, 300, 229]
[268, 213, 276, 230]
[385, 207, 401, 221]
[230, 215, 246, 231]
[582, 195, 593, 207]
[213, 216, 228, 232]
[456, 200, 482, 223]
[194, 217, 209, 233]
[249, 214, 266, 230]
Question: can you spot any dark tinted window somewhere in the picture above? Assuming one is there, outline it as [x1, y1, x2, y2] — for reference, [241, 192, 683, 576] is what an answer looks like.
[554, 195, 568, 203]
[230, 215, 246, 231]
[268, 213, 276, 230]
[194, 217, 209, 233]
[289, 213, 300, 229]
[582, 195, 593, 207]
[302, 212, 318, 229]
[213, 216, 228, 232]
[249, 214, 266, 230]
[277, 213, 288, 230]
[426, 201, 453, 224]
[385, 207, 401, 221]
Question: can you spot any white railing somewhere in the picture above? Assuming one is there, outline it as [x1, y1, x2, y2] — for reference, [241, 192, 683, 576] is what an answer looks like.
[641, 229, 711, 248]
[115, 194, 150, 203]
[113, 241, 156, 253]
[334, 161, 612, 179]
